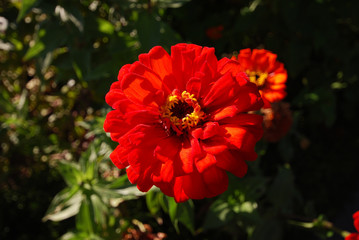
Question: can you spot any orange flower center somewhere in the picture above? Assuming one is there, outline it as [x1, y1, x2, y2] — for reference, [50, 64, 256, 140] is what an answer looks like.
[160, 90, 205, 135]
[246, 70, 268, 88]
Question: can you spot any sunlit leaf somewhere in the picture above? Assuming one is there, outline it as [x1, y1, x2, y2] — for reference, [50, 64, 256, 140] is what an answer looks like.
[60, 231, 104, 240]
[23, 40, 45, 61]
[57, 160, 83, 186]
[16, 0, 38, 22]
[96, 18, 114, 35]
[55, 5, 84, 32]
[90, 194, 108, 229]
[153, 0, 191, 8]
[42, 186, 82, 222]
[202, 200, 234, 230]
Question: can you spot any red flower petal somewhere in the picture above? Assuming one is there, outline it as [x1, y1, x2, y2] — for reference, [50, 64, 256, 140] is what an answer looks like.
[182, 169, 210, 199]
[354, 211, 359, 232]
[216, 150, 248, 177]
[345, 233, 359, 240]
[181, 166, 228, 199]
[203, 72, 236, 108]
[221, 114, 263, 152]
[121, 67, 164, 108]
[201, 166, 228, 197]
[177, 139, 194, 174]
[218, 57, 241, 76]
[152, 160, 174, 183]
[104, 110, 158, 141]
[110, 145, 130, 169]
[173, 177, 190, 203]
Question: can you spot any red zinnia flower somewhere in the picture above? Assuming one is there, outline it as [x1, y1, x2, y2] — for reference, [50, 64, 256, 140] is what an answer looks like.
[261, 101, 292, 142]
[346, 211, 359, 240]
[233, 48, 287, 108]
[206, 25, 224, 40]
[104, 43, 263, 202]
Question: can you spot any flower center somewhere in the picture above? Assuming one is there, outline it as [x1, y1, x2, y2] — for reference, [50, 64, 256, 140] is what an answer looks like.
[247, 70, 268, 88]
[160, 90, 205, 135]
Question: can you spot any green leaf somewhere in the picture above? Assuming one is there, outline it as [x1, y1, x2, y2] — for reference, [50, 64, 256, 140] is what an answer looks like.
[71, 49, 91, 82]
[105, 174, 130, 189]
[72, 61, 84, 81]
[92, 183, 146, 208]
[135, 12, 181, 52]
[146, 188, 162, 215]
[23, 23, 67, 61]
[76, 196, 94, 234]
[16, 0, 39, 22]
[154, 0, 191, 8]
[90, 194, 108, 229]
[202, 200, 234, 230]
[42, 186, 82, 222]
[167, 197, 195, 234]
[96, 18, 114, 35]
[60, 231, 104, 240]
[57, 160, 83, 186]
[55, 5, 84, 32]
[79, 144, 98, 181]
[23, 40, 45, 61]
[250, 217, 283, 240]
[266, 167, 300, 214]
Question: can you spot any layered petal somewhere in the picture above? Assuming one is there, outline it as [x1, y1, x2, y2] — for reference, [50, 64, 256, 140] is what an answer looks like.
[235, 48, 288, 105]
[104, 43, 264, 203]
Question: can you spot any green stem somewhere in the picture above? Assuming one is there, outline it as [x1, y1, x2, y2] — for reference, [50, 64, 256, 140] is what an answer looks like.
[288, 219, 351, 238]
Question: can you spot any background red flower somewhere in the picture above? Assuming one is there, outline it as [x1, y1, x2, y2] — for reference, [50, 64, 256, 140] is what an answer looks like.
[104, 43, 263, 202]
[261, 101, 292, 142]
[206, 25, 224, 40]
[346, 211, 359, 240]
[234, 48, 287, 108]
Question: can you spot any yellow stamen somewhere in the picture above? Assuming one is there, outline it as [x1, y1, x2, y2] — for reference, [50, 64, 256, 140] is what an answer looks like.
[247, 70, 268, 87]
[160, 90, 205, 133]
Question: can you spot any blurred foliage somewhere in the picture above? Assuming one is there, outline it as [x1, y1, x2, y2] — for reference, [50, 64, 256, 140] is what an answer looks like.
[1, 0, 359, 239]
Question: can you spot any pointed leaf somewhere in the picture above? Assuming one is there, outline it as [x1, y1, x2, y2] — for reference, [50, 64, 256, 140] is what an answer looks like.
[57, 160, 83, 186]
[167, 197, 195, 234]
[76, 196, 94, 233]
[42, 186, 82, 222]
[16, 0, 39, 22]
[146, 188, 162, 215]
